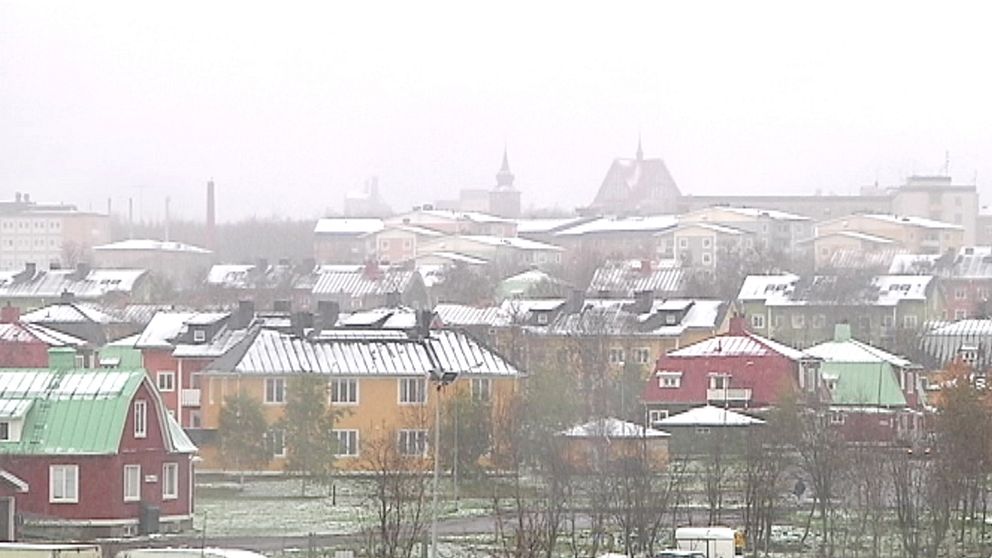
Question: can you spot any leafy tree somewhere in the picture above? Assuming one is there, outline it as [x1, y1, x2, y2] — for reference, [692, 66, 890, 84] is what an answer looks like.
[438, 389, 492, 478]
[278, 375, 339, 496]
[432, 263, 495, 304]
[217, 393, 271, 483]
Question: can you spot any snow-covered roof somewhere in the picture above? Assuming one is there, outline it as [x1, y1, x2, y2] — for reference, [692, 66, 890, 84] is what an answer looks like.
[669, 333, 808, 360]
[560, 417, 669, 439]
[0, 322, 87, 347]
[515, 217, 588, 234]
[872, 275, 933, 305]
[588, 259, 685, 296]
[434, 304, 511, 327]
[667, 222, 751, 236]
[500, 298, 566, 315]
[313, 218, 385, 235]
[457, 235, 563, 252]
[21, 302, 121, 325]
[697, 206, 811, 221]
[888, 254, 942, 274]
[418, 252, 489, 266]
[554, 214, 678, 236]
[135, 311, 229, 349]
[311, 268, 417, 296]
[205, 264, 256, 285]
[657, 405, 766, 427]
[736, 273, 799, 302]
[645, 299, 725, 335]
[860, 213, 963, 230]
[92, 239, 211, 254]
[805, 338, 915, 368]
[0, 269, 147, 300]
[815, 231, 897, 244]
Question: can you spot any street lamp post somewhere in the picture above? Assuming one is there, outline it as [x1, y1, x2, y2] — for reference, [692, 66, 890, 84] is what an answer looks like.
[430, 370, 458, 558]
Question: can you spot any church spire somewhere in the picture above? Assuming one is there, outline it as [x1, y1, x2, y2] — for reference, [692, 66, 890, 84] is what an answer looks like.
[636, 134, 644, 161]
[495, 145, 515, 189]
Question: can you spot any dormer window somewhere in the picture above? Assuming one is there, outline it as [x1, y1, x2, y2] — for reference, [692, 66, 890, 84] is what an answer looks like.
[193, 329, 206, 343]
[665, 313, 677, 325]
[0, 422, 8, 441]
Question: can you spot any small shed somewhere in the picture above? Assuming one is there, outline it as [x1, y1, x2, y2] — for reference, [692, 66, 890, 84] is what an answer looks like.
[558, 417, 670, 471]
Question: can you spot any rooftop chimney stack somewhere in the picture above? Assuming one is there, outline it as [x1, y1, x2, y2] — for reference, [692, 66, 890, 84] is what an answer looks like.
[206, 179, 216, 250]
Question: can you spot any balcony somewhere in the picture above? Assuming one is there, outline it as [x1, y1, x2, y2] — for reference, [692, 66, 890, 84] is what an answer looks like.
[181, 389, 201, 407]
[707, 387, 753, 404]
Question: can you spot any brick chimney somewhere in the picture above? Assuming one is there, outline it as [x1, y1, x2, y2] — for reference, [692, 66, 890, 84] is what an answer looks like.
[728, 313, 748, 335]
[0, 303, 20, 324]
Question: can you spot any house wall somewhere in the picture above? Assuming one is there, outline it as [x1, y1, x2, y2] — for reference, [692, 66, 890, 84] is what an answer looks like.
[0, 340, 51, 368]
[939, 278, 992, 319]
[142, 349, 179, 422]
[2, 382, 192, 529]
[196, 374, 517, 472]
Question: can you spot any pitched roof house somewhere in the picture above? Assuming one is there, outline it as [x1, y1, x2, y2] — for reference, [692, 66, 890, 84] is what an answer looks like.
[0, 369, 196, 539]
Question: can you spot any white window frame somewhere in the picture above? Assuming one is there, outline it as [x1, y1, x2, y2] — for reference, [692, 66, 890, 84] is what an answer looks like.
[658, 372, 682, 389]
[50, 464, 79, 504]
[791, 314, 805, 329]
[633, 348, 651, 364]
[829, 411, 846, 425]
[955, 288, 967, 300]
[750, 314, 765, 329]
[332, 429, 359, 457]
[903, 314, 918, 329]
[157, 371, 176, 392]
[709, 373, 730, 390]
[608, 348, 625, 364]
[124, 464, 141, 502]
[398, 429, 428, 457]
[471, 378, 492, 402]
[398, 378, 427, 405]
[133, 399, 147, 439]
[329, 378, 359, 405]
[162, 462, 179, 500]
[678, 237, 689, 250]
[0, 421, 9, 441]
[954, 309, 967, 320]
[648, 409, 669, 424]
[193, 329, 206, 342]
[264, 377, 286, 404]
[701, 252, 712, 265]
[536, 313, 549, 325]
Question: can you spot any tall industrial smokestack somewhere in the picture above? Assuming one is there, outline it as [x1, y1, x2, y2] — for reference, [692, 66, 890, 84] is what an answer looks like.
[128, 197, 134, 239]
[206, 179, 216, 250]
[164, 197, 171, 242]
[106, 197, 112, 216]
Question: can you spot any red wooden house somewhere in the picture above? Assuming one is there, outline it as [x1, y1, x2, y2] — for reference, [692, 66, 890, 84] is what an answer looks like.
[0, 369, 196, 540]
[642, 316, 822, 422]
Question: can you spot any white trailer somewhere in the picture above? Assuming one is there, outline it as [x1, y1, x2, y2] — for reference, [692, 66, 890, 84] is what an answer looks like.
[675, 527, 738, 558]
[0, 544, 101, 558]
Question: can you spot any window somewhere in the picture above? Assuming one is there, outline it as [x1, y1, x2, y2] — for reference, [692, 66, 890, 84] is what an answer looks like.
[471, 378, 491, 402]
[157, 371, 176, 392]
[193, 329, 206, 342]
[702, 237, 712, 248]
[812, 314, 826, 328]
[658, 372, 682, 388]
[265, 378, 286, 404]
[955, 288, 967, 300]
[133, 400, 147, 438]
[398, 429, 428, 457]
[701, 252, 712, 265]
[903, 314, 918, 329]
[750, 314, 765, 329]
[124, 465, 141, 502]
[536, 313, 549, 325]
[333, 430, 359, 457]
[664, 313, 677, 325]
[773, 315, 783, 328]
[955, 309, 967, 320]
[162, 463, 179, 500]
[695, 427, 711, 435]
[379, 239, 390, 250]
[50, 465, 78, 503]
[881, 315, 893, 328]
[678, 238, 689, 250]
[648, 409, 669, 424]
[791, 314, 805, 328]
[0, 422, 8, 441]
[266, 429, 286, 457]
[329, 379, 358, 404]
[709, 374, 730, 390]
[399, 378, 426, 404]
[608, 348, 625, 364]
[829, 411, 845, 425]
[633, 348, 651, 364]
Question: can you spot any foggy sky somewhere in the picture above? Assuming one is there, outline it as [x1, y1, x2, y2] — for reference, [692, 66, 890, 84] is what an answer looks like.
[3, 2, 992, 223]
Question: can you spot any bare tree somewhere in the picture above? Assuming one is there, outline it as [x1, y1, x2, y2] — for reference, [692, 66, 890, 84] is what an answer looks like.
[890, 449, 954, 558]
[362, 429, 430, 558]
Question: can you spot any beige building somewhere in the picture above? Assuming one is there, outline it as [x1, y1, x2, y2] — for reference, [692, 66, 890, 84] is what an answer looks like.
[815, 213, 964, 255]
[658, 223, 753, 269]
[0, 194, 111, 271]
[890, 175, 978, 245]
[92, 239, 213, 290]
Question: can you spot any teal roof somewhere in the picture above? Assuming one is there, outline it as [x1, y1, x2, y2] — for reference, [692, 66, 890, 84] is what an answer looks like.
[821, 362, 906, 407]
[0, 369, 194, 455]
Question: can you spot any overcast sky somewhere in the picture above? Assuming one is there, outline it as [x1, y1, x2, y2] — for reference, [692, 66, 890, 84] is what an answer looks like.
[2, 2, 992, 223]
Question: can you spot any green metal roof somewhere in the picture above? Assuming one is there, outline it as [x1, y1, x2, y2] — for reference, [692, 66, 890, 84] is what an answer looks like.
[822, 362, 906, 407]
[0, 368, 192, 455]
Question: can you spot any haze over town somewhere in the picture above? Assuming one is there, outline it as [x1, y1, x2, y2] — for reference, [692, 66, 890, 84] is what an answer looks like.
[4, 2, 992, 221]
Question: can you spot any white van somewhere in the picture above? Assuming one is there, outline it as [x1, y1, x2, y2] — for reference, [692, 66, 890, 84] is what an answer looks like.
[115, 548, 267, 558]
[674, 527, 739, 558]
[0, 544, 101, 558]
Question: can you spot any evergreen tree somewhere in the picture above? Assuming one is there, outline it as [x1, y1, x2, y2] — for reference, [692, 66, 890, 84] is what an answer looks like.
[217, 393, 271, 483]
[279, 375, 339, 496]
